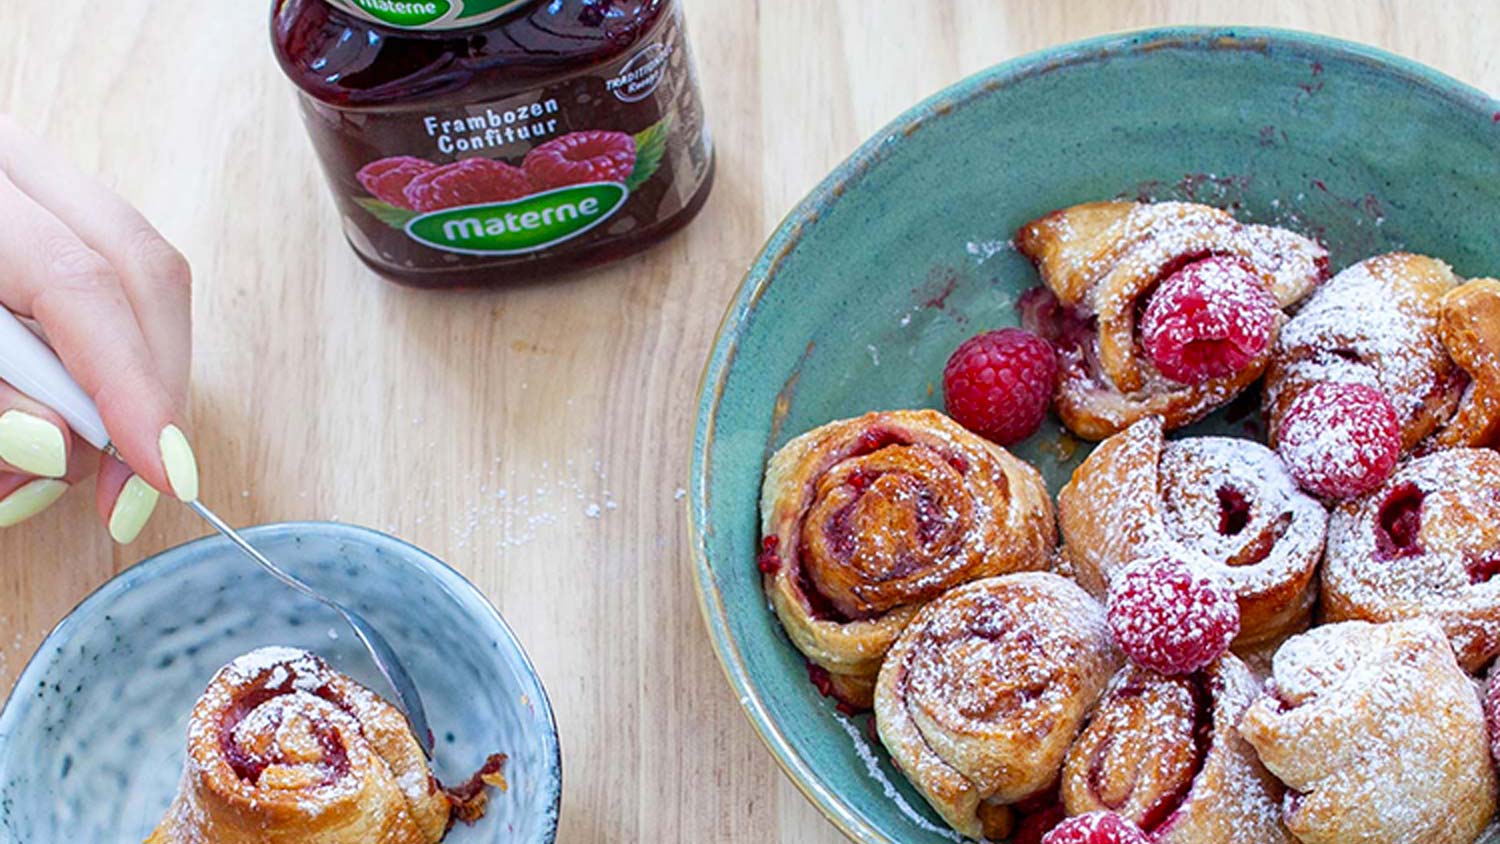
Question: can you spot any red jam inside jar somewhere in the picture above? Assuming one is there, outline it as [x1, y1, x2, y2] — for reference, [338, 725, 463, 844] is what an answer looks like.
[271, 0, 714, 288]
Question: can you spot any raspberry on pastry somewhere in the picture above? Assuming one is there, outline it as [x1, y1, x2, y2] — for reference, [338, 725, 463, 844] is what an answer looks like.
[1238, 619, 1497, 844]
[874, 573, 1122, 840]
[1140, 255, 1279, 384]
[1321, 447, 1500, 671]
[1058, 417, 1328, 651]
[1276, 381, 1401, 499]
[1015, 200, 1327, 440]
[1265, 252, 1500, 454]
[1106, 556, 1240, 675]
[759, 410, 1055, 709]
[1042, 811, 1149, 844]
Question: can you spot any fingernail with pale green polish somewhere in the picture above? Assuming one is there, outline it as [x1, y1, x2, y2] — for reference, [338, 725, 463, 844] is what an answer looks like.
[0, 479, 68, 527]
[0, 410, 67, 478]
[109, 475, 159, 544]
[159, 424, 199, 502]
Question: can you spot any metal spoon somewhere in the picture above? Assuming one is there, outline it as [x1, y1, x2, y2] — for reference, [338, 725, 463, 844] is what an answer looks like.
[0, 308, 435, 758]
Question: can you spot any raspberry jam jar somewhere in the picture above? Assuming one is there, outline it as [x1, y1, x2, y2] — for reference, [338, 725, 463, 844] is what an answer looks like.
[271, 0, 714, 288]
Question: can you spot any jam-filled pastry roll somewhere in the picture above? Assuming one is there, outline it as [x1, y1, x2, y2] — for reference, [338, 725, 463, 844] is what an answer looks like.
[874, 573, 1121, 840]
[759, 409, 1055, 708]
[1058, 416, 1327, 648]
[1060, 654, 1292, 844]
[148, 647, 501, 844]
[1322, 447, 1500, 672]
[1265, 252, 1500, 452]
[1238, 619, 1497, 844]
[1015, 200, 1327, 440]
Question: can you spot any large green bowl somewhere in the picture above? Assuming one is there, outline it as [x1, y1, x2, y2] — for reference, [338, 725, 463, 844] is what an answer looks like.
[691, 27, 1500, 844]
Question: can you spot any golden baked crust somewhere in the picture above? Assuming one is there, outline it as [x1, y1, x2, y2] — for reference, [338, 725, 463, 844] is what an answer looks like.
[1321, 447, 1500, 671]
[1015, 200, 1326, 440]
[1264, 252, 1473, 452]
[147, 647, 453, 844]
[874, 573, 1121, 839]
[759, 409, 1055, 707]
[1434, 277, 1500, 449]
[1061, 655, 1292, 844]
[1238, 620, 1497, 844]
[1057, 417, 1327, 649]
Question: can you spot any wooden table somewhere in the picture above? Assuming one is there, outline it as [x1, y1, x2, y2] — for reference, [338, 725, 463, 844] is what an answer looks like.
[1, 2, 1496, 841]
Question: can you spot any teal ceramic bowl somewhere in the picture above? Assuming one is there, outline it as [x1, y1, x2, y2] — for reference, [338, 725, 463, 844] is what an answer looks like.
[0, 522, 560, 843]
[690, 27, 1500, 844]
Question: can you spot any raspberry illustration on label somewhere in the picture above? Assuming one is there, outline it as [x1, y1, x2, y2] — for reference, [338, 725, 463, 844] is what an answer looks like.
[351, 118, 671, 256]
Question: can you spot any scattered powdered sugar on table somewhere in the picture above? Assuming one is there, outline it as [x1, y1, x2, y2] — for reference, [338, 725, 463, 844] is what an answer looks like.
[374, 448, 626, 550]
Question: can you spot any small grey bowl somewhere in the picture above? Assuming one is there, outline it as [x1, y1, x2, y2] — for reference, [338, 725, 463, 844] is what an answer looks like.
[0, 521, 561, 842]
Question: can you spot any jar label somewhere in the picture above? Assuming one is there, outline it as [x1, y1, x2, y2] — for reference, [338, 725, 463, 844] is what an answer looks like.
[406, 181, 629, 254]
[325, 0, 528, 30]
[308, 3, 711, 266]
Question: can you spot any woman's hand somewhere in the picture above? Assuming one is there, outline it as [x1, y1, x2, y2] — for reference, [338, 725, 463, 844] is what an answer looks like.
[0, 116, 196, 543]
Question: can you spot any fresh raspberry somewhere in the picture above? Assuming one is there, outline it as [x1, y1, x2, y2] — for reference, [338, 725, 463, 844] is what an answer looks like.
[522, 130, 637, 191]
[1277, 382, 1401, 499]
[403, 158, 530, 212]
[1107, 556, 1240, 676]
[1140, 255, 1278, 384]
[1041, 812, 1150, 844]
[357, 156, 436, 209]
[942, 328, 1057, 446]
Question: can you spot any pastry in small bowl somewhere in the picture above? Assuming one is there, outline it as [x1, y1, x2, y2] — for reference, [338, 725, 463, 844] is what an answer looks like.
[1265, 252, 1500, 453]
[1015, 199, 1327, 440]
[1238, 619, 1497, 844]
[0, 523, 559, 843]
[1058, 416, 1327, 650]
[1321, 446, 1500, 671]
[1060, 654, 1290, 844]
[873, 572, 1121, 840]
[148, 647, 503, 844]
[759, 409, 1055, 708]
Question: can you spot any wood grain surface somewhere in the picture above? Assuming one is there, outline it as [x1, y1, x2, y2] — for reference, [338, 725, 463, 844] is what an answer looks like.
[1, 2, 1497, 841]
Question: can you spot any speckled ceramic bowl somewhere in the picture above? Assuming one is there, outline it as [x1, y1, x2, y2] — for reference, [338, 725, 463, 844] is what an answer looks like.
[691, 27, 1500, 844]
[0, 522, 560, 842]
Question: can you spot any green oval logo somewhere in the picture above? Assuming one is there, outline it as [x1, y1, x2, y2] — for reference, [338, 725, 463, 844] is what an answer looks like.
[343, 0, 452, 28]
[406, 182, 629, 255]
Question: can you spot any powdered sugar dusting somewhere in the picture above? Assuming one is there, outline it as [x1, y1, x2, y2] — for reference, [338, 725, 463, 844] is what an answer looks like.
[1017, 201, 1326, 437]
[832, 713, 965, 841]
[1062, 419, 1326, 647]
[1241, 620, 1496, 843]
[1323, 448, 1500, 671]
[1267, 253, 1464, 443]
[875, 573, 1121, 834]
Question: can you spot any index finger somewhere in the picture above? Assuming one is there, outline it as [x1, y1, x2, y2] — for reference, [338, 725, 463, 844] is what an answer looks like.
[0, 171, 193, 500]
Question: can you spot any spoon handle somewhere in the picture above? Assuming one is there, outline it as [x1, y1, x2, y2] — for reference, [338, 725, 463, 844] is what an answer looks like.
[0, 308, 110, 450]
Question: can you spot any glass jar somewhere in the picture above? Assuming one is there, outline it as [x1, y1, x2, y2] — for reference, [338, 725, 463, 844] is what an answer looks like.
[271, 0, 714, 288]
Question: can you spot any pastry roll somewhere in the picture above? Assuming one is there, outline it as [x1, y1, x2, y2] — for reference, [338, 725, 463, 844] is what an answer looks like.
[874, 573, 1121, 839]
[1015, 200, 1326, 439]
[1322, 446, 1500, 671]
[1058, 416, 1327, 648]
[759, 409, 1055, 708]
[1265, 252, 1500, 452]
[1238, 619, 1496, 844]
[148, 647, 498, 844]
[1060, 654, 1292, 843]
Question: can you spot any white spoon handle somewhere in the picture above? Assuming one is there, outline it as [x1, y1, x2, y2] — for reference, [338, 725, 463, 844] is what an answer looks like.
[0, 308, 109, 450]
